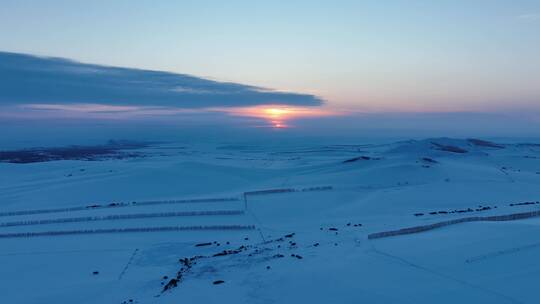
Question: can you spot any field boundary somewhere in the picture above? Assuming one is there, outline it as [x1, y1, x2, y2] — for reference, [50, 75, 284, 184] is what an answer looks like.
[244, 186, 332, 197]
[0, 225, 256, 239]
[368, 210, 540, 240]
[0, 197, 240, 217]
[0, 210, 244, 228]
[243, 185, 333, 209]
[0, 185, 333, 217]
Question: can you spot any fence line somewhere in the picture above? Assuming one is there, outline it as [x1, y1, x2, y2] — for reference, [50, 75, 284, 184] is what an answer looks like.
[0, 197, 240, 217]
[0, 210, 244, 228]
[0, 225, 256, 239]
[368, 210, 540, 240]
[133, 198, 239, 206]
[300, 186, 333, 192]
[242, 185, 333, 210]
[244, 188, 296, 196]
[244, 185, 333, 196]
[0, 185, 333, 217]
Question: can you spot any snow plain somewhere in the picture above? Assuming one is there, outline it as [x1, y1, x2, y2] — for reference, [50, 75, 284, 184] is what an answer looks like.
[1, 138, 539, 304]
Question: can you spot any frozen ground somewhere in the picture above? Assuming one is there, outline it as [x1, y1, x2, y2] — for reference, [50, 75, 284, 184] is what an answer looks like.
[1, 138, 539, 303]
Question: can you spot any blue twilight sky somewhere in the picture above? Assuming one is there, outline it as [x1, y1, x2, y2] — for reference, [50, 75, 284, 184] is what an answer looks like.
[1, 0, 539, 113]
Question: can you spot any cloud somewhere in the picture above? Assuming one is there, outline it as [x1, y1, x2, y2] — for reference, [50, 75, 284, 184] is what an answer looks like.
[21, 103, 140, 113]
[0, 52, 322, 108]
[517, 13, 540, 21]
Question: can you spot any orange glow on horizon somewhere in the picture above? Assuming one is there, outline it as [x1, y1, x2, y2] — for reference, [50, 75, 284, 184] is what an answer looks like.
[218, 105, 339, 129]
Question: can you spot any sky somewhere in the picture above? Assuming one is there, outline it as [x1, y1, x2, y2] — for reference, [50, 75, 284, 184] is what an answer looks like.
[1, 0, 540, 144]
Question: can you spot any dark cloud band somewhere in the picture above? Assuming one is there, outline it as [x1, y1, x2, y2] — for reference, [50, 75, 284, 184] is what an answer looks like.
[0, 52, 322, 108]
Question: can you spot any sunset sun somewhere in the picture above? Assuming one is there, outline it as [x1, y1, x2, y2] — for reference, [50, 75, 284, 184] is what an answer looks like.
[220, 105, 337, 129]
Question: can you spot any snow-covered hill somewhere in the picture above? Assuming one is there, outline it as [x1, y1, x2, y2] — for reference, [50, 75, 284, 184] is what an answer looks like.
[1, 138, 539, 303]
